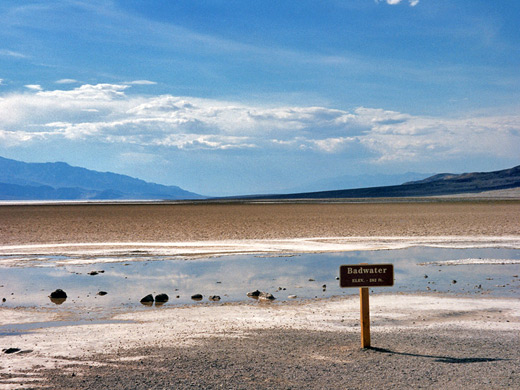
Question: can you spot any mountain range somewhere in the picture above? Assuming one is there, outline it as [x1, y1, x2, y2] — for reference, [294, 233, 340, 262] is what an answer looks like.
[0, 156, 203, 200]
[244, 165, 520, 199]
[1, 156, 519, 201]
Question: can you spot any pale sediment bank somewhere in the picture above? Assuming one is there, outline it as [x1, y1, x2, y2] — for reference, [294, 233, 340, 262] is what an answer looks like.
[1, 294, 519, 389]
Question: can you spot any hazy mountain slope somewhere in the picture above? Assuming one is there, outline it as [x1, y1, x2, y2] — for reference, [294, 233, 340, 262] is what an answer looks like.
[243, 165, 520, 199]
[283, 172, 433, 193]
[0, 156, 203, 200]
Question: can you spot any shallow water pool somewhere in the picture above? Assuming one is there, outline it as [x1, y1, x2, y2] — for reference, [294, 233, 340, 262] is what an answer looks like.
[1, 247, 518, 319]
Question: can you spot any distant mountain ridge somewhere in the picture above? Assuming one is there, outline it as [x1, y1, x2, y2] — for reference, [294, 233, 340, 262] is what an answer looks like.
[0, 156, 203, 200]
[282, 172, 433, 193]
[2, 156, 519, 201]
[243, 165, 520, 200]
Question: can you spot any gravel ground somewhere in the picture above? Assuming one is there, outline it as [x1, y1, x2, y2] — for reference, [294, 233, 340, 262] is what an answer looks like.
[29, 328, 519, 389]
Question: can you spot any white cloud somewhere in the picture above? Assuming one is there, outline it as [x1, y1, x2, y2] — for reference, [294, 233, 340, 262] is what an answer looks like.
[37, 83, 129, 100]
[55, 79, 78, 84]
[311, 137, 357, 153]
[377, 0, 419, 6]
[125, 80, 157, 85]
[0, 83, 518, 164]
[0, 129, 51, 146]
[24, 84, 42, 91]
[0, 49, 27, 58]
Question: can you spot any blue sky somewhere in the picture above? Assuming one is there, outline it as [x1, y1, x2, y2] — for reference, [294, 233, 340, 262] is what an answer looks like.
[0, 0, 519, 196]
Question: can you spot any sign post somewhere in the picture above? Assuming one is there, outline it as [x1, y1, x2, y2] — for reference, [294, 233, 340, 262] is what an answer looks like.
[360, 287, 370, 348]
[339, 263, 394, 348]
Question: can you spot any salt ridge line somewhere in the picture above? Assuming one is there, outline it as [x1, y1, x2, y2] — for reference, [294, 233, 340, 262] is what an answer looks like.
[1, 236, 520, 255]
[419, 258, 520, 265]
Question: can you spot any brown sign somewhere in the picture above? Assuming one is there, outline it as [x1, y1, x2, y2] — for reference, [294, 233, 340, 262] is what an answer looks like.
[339, 264, 394, 288]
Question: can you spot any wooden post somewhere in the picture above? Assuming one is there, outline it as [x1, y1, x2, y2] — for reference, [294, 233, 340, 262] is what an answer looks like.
[360, 287, 370, 348]
[340, 263, 393, 349]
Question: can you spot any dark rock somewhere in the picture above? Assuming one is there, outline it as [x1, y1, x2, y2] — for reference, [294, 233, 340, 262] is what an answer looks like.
[155, 293, 169, 303]
[97, 291, 108, 296]
[259, 292, 276, 301]
[88, 271, 99, 276]
[2, 298, 5, 302]
[209, 295, 221, 301]
[3, 348, 21, 354]
[191, 294, 203, 301]
[452, 280, 457, 284]
[50, 289, 67, 299]
[247, 290, 261, 298]
[140, 294, 154, 303]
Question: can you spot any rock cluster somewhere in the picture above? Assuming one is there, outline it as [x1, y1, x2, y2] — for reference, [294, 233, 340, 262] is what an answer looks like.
[140, 293, 169, 306]
[247, 290, 276, 301]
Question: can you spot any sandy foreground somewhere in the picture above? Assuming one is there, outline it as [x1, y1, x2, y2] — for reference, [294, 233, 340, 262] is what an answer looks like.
[1, 201, 520, 389]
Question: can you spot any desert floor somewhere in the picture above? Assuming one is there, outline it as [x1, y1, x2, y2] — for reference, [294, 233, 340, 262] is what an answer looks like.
[1, 200, 519, 389]
[2, 200, 520, 244]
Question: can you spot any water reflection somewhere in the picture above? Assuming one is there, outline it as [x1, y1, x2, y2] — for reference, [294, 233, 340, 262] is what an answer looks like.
[49, 297, 66, 305]
[0, 247, 518, 316]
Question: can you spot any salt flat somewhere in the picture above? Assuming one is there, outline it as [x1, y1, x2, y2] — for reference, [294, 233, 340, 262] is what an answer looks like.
[1, 201, 519, 389]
